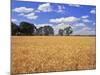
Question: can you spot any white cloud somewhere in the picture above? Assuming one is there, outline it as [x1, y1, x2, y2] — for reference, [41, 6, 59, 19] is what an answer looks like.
[36, 23, 53, 28]
[81, 15, 91, 23]
[74, 23, 86, 27]
[90, 9, 96, 14]
[68, 4, 81, 7]
[35, 22, 95, 35]
[50, 16, 79, 23]
[82, 19, 91, 23]
[73, 24, 95, 35]
[38, 3, 52, 12]
[57, 6, 63, 13]
[55, 23, 69, 29]
[36, 23, 70, 35]
[19, 13, 38, 20]
[73, 28, 95, 35]
[13, 7, 34, 13]
[34, 10, 41, 13]
[37, 4, 66, 13]
[11, 19, 18, 22]
[53, 23, 70, 34]
[93, 22, 96, 25]
[25, 13, 38, 19]
[56, 5, 65, 13]
[82, 27, 91, 31]
[81, 15, 89, 19]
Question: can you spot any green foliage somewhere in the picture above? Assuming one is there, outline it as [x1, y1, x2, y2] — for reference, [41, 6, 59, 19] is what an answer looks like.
[59, 26, 73, 36]
[64, 26, 73, 36]
[43, 26, 54, 36]
[11, 21, 73, 36]
[19, 22, 37, 35]
[59, 29, 64, 36]
[38, 26, 54, 36]
[11, 22, 19, 35]
[37, 27, 44, 35]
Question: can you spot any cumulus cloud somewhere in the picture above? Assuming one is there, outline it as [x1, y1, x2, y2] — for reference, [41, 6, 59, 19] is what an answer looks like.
[36, 23, 53, 28]
[82, 19, 91, 23]
[80, 15, 92, 23]
[36, 23, 70, 35]
[19, 13, 38, 20]
[35, 22, 95, 35]
[68, 4, 81, 7]
[74, 23, 86, 27]
[49, 15, 91, 24]
[93, 22, 96, 25]
[37, 3, 66, 13]
[37, 3, 52, 12]
[52, 21, 95, 35]
[50, 16, 79, 23]
[90, 9, 96, 14]
[53, 23, 70, 34]
[11, 18, 18, 22]
[13, 7, 34, 13]
[73, 27, 95, 35]
[54, 23, 69, 29]
[56, 5, 65, 13]
[72, 22, 95, 35]
[81, 15, 89, 19]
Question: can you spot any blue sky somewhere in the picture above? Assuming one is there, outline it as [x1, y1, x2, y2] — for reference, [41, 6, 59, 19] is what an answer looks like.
[11, 0, 96, 35]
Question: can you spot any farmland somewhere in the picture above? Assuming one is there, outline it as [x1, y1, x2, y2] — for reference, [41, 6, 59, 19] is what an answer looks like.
[11, 36, 96, 74]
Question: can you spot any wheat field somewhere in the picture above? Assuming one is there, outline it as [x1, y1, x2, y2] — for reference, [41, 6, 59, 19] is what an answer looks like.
[11, 36, 96, 74]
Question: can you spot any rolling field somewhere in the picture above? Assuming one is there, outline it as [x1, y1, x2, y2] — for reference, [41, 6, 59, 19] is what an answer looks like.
[11, 36, 96, 74]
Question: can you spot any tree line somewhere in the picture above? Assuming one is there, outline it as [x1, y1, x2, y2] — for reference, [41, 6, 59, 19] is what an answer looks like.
[11, 21, 73, 36]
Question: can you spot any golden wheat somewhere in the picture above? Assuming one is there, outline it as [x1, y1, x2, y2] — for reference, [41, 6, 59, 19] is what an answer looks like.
[11, 36, 96, 74]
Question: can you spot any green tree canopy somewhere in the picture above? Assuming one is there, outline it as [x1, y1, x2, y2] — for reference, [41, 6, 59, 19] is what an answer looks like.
[59, 29, 64, 36]
[64, 26, 73, 36]
[19, 22, 37, 35]
[38, 26, 54, 36]
[11, 22, 19, 35]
